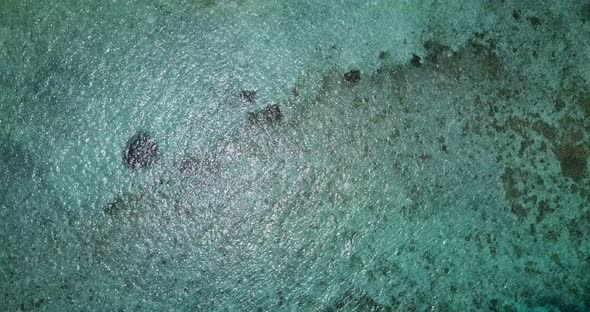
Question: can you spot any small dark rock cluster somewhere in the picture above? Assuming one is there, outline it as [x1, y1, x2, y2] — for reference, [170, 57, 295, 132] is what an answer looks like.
[411, 54, 422, 67]
[344, 69, 361, 85]
[240, 90, 257, 104]
[123, 131, 158, 170]
[103, 192, 142, 216]
[104, 195, 125, 216]
[247, 104, 283, 126]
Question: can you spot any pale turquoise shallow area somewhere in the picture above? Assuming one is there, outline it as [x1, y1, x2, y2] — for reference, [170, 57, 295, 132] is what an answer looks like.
[1, 1, 590, 311]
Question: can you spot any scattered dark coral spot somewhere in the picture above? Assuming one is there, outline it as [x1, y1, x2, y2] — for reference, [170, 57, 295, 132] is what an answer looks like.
[518, 138, 534, 157]
[276, 289, 284, 306]
[536, 200, 553, 222]
[179, 158, 199, 175]
[497, 88, 517, 100]
[262, 104, 283, 122]
[240, 90, 257, 104]
[423, 40, 450, 65]
[344, 69, 361, 85]
[544, 230, 560, 242]
[104, 197, 123, 216]
[466, 34, 502, 78]
[512, 9, 521, 20]
[247, 104, 284, 126]
[567, 128, 585, 144]
[247, 112, 259, 125]
[104, 193, 140, 216]
[419, 34, 503, 79]
[502, 168, 522, 200]
[123, 131, 158, 170]
[502, 168, 528, 219]
[537, 296, 586, 312]
[528, 16, 542, 28]
[410, 54, 422, 67]
[568, 219, 584, 248]
[378, 51, 390, 60]
[437, 137, 447, 152]
[525, 260, 542, 274]
[506, 117, 529, 136]
[489, 298, 499, 312]
[327, 289, 392, 312]
[511, 203, 528, 219]
[551, 253, 562, 266]
[554, 98, 566, 111]
[555, 144, 588, 182]
[33, 298, 46, 308]
[532, 121, 557, 142]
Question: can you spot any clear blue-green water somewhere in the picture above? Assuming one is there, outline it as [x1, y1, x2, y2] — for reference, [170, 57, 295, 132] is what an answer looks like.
[1, 1, 589, 311]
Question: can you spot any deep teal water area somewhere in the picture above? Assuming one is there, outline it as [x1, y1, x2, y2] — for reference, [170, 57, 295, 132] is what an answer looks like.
[1, 0, 590, 311]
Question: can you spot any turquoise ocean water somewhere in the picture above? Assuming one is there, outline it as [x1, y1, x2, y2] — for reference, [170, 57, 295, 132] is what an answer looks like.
[1, 0, 589, 311]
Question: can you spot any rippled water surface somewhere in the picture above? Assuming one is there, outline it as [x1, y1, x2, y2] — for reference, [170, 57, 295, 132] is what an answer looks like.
[1, 1, 590, 311]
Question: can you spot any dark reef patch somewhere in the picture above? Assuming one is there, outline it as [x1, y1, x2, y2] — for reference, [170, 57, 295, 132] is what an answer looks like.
[326, 289, 393, 312]
[421, 33, 503, 79]
[554, 143, 588, 182]
[344, 69, 361, 85]
[240, 90, 257, 105]
[465, 33, 503, 78]
[423, 40, 450, 65]
[527, 16, 542, 29]
[502, 167, 528, 219]
[247, 104, 284, 126]
[123, 131, 158, 170]
[512, 9, 521, 21]
[410, 54, 422, 67]
[536, 200, 553, 223]
[104, 192, 143, 217]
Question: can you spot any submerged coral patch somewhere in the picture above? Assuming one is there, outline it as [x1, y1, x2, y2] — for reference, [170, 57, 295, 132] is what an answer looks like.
[555, 144, 588, 182]
[240, 90, 257, 104]
[123, 131, 158, 170]
[247, 104, 284, 126]
[344, 69, 361, 85]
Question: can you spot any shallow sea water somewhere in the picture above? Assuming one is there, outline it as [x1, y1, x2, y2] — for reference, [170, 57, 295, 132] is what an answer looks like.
[1, 0, 589, 311]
